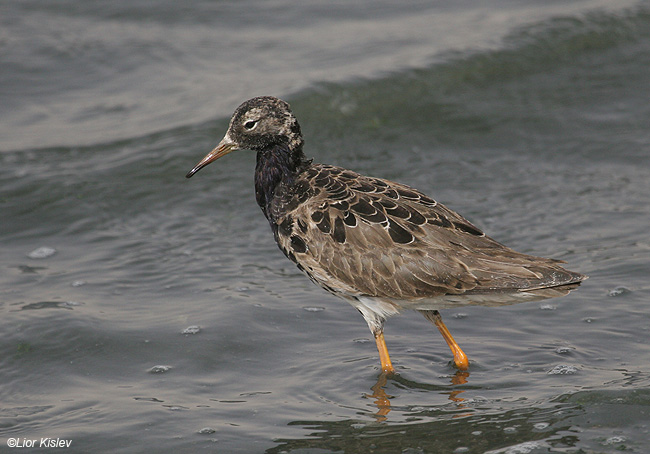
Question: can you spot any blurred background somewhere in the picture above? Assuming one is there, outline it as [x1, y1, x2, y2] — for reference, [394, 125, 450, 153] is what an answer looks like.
[1, 1, 649, 452]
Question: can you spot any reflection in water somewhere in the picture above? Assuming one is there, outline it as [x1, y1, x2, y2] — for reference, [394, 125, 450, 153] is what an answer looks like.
[447, 370, 469, 403]
[367, 373, 392, 422]
[267, 378, 587, 454]
[368, 370, 471, 421]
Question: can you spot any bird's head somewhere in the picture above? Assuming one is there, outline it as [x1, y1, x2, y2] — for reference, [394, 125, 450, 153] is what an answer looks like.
[186, 96, 303, 178]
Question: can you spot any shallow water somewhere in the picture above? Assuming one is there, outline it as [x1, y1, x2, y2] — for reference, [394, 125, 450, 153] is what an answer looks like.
[2, 1, 650, 453]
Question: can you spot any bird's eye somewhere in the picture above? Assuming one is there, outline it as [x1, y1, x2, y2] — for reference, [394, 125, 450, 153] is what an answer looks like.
[244, 120, 258, 130]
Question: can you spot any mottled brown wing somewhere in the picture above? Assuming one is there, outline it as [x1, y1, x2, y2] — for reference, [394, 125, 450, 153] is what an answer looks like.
[270, 164, 584, 301]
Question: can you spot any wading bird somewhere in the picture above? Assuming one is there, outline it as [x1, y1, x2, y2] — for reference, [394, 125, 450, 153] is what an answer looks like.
[186, 96, 586, 373]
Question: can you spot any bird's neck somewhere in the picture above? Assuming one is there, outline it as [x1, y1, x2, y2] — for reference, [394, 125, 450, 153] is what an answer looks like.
[254, 144, 306, 220]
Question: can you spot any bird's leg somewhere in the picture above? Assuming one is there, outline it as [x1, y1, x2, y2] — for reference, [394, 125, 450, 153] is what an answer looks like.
[358, 307, 396, 374]
[420, 310, 469, 370]
[373, 330, 395, 374]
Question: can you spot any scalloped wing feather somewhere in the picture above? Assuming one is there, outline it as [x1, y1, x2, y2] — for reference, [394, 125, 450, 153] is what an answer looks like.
[270, 164, 585, 302]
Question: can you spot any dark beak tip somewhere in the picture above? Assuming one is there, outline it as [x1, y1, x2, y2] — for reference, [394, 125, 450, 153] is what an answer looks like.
[185, 166, 200, 178]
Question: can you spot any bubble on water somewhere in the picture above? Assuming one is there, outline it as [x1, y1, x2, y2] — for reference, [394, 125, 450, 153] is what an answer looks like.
[27, 246, 57, 259]
[71, 280, 86, 287]
[148, 365, 172, 374]
[484, 441, 549, 454]
[554, 346, 574, 354]
[353, 338, 370, 344]
[471, 431, 482, 436]
[182, 325, 201, 335]
[198, 427, 216, 434]
[236, 286, 250, 292]
[464, 396, 489, 406]
[453, 313, 468, 319]
[302, 306, 325, 312]
[539, 304, 556, 311]
[453, 447, 470, 453]
[547, 364, 579, 375]
[401, 448, 424, 454]
[608, 286, 631, 297]
[603, 435, 626, 445]
[503, 426, 518, 434]
[533, 422, 549, 431]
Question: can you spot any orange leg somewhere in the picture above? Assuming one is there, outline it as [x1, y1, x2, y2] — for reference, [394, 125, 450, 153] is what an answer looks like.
[374, 331, 395, 374]
[421, 310, 469, 370]
[434, 313, 469, 370]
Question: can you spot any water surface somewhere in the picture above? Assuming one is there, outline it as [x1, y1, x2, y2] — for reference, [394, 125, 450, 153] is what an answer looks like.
[1, 1, 649, 453]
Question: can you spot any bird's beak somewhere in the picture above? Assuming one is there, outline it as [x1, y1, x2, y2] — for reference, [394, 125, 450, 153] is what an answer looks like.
[186, 134, 239, 178]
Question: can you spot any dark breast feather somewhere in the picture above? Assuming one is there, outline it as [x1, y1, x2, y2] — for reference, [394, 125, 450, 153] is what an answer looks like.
[271, 164, 582, 300]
